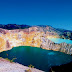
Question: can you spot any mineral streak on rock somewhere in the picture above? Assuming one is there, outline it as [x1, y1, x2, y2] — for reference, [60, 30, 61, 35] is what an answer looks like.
[6, 40, 10, 48]
[0, 26, 72, 55]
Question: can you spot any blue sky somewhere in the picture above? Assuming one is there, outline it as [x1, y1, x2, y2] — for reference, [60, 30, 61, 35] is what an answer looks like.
[0, 0, 72, 30]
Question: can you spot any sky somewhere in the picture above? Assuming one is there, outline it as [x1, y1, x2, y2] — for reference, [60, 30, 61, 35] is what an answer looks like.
[0, 0, 72, 30]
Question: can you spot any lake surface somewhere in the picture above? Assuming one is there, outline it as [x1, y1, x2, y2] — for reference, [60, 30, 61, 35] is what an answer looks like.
[48, 38, 72, 44]
[0, 46, 72, 72]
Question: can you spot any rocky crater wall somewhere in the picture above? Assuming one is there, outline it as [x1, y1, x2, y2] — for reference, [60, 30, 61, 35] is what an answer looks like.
[0, 26, 72, 55]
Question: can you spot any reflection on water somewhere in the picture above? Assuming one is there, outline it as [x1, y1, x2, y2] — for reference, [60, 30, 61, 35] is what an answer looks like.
[48, 52, 55, 55]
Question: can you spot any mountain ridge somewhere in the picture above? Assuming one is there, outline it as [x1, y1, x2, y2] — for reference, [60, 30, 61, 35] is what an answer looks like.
[0, 25, 72, 54]
[0, 24, 72, 40]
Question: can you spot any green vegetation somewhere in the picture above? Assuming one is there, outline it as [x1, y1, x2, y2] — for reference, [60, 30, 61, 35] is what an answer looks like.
[59, 31, 72, 40]
[5, 58, 17, 63]
[0, 57, 17, 63]
[0, 24, 30, 30]
[25, 64, 34, 72]
[25, 64, 35, 72]
[5, 58, 11, 62]
[10, 58, 17, 63]
[28, 64, 34, 68]
[0, 57, 2, 58]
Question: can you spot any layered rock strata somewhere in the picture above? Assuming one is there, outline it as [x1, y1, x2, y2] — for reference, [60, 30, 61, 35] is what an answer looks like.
[0, 26, 72, 54]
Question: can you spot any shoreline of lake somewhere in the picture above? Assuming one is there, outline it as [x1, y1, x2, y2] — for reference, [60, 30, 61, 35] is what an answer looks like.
[0, 46, 72, 72]
[0, 58, 43, 72]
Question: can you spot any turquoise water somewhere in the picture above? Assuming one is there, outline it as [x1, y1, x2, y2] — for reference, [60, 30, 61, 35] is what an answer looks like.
[0, 46, 72, 72]
[48, 38, 72, 44]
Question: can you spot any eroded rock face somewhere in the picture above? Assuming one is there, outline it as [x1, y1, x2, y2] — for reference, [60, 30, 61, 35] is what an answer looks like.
[0, 26, 72, 55]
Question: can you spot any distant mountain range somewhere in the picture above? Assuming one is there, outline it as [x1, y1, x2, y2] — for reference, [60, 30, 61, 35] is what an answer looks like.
[0, 24, 72, 40]
[0, 24, 31, 30]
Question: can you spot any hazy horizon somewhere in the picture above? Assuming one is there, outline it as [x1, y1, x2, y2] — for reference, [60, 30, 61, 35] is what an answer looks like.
[0, 0, 72, 30]
[0, 23, 72, 31]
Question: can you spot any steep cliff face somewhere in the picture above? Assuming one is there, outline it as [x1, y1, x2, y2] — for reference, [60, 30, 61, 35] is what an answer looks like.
[0, 26, 72, 54]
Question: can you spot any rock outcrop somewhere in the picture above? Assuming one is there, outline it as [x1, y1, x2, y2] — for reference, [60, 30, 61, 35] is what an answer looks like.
[0, 58, 43, 72]
[0, 26, 72, 54]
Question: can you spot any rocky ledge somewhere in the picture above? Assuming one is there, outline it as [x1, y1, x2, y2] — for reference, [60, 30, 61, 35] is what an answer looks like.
[0, 58, 43, 72]
[0, 25, 72, 54]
